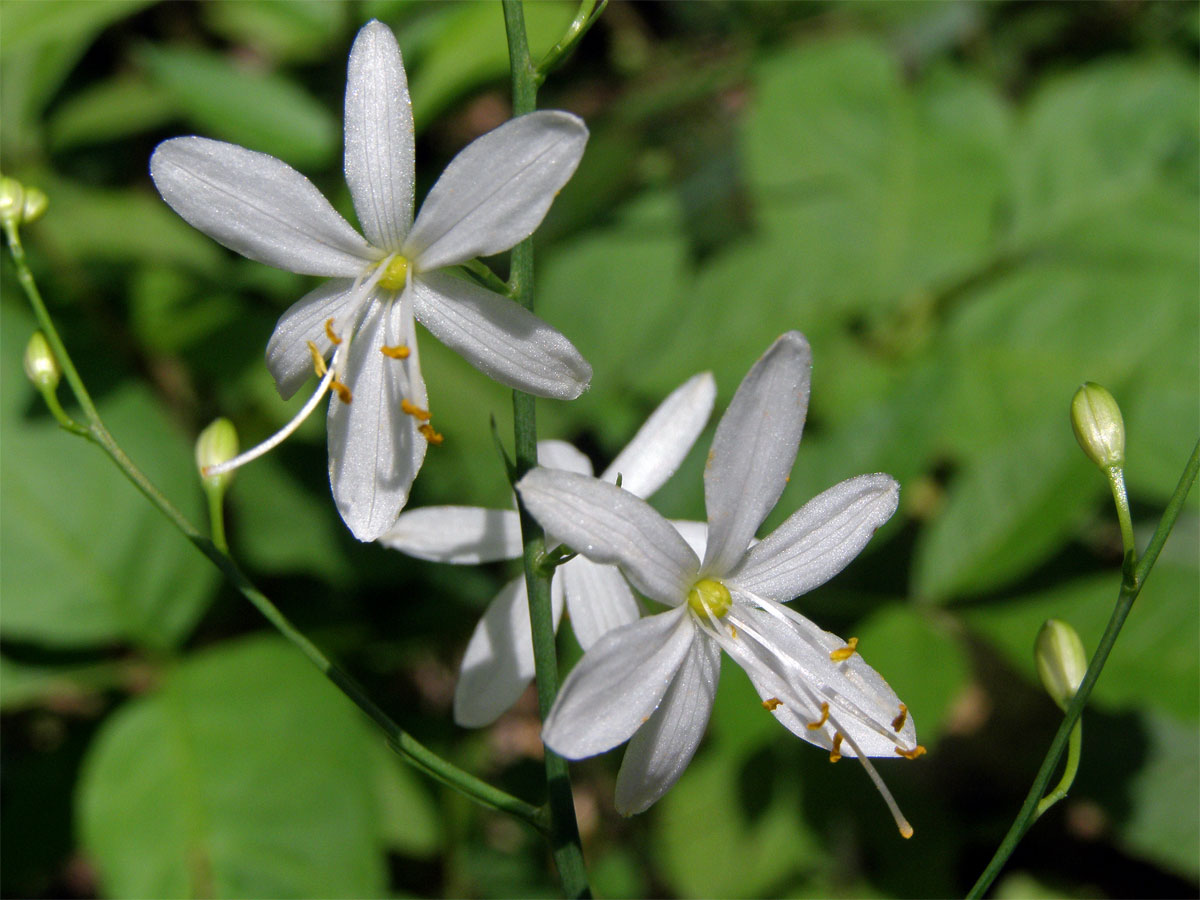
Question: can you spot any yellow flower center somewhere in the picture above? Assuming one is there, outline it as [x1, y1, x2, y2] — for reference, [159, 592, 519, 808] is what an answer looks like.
[687, 578, 731, 619]
[377, 256, 409, 291]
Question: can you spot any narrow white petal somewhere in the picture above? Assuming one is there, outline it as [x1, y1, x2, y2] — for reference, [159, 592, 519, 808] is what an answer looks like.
[264, 279, 363, 399]
[453, 575, 565, 728]
[344, 21, 415, 252]
[516, 468, 699, 606]
[378, 506, 521, 563]
[542, 608, 695, 759]
[670, 520, 709, 559]
[413, 271, 590, 399]
[327, 297, 427, 541]
[731, 474, 900, 601]
[702, 331, 812, 577]
[403, 111, 588, 270]
[561, 557, 640, 650]
[538, 439, 593, 476]
[601, 372, 716, 499]
[614, 637, 720, 815]
[150, 137, 376, 276]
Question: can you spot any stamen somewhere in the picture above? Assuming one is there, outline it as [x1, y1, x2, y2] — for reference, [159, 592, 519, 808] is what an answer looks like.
[829, 732, 844, 763]
[807, 701, 831, 731]
[324, 318, 342, 345]
[307, 341, 327, 377]
[892, 704, 908, 732]
[762, 697, 782, 711]
[331, 379, 353, 404]
[830, 637, 859, 662]
[381, 344, 410, 359]
[837, 727, 915, 840]
[895, 745, 926, 760]
[729, 626, 738, 639]
[400, 399, 432, 421]
[419, 424, 444, 445]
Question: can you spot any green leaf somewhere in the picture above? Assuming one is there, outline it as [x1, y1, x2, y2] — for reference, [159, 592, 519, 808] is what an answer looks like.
[0, 655, 123, 712]
[140, 44, 339, 170]
[47, 75, 175, 150]
[0, 306, 217, 649]
[0, 0, 151, 55]
[370, 739, 442, 858]
[200, 0, 348, 64]
[77, 636, 388, 898]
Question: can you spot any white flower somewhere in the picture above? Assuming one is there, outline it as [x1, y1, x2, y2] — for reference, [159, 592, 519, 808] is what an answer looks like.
[516, 332, 923, 835]
[150, 20, 591, 541]
[379, 373, 716, 727]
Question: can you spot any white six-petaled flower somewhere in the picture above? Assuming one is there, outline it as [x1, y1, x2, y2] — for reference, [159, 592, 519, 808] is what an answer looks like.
[516, 332, 924, 835]
[380, 372, 716, 727]
[151, 20, 591, 541]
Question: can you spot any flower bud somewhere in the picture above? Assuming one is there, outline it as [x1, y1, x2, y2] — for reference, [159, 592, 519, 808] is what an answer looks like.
[23, 332, 61, 392]
[1035, 619, 1088, 712]
[1070, 382, 1124, 470]
[21, 186, 48, 224]
[0, 176, 25, 226]
[195, 418, 239, 494]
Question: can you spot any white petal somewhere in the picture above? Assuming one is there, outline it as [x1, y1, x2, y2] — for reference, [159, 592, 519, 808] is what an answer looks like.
[670, 520, 709, 559]
[731, 474, 900, 601]
[601, 372, 716, 499]
[453, 574, 565, 728]
[403, 111, 588, 270]
[516, 468, 699, 606]
[702, 331, 812, 577]
[150, 136, 376, 276]
[344, 21, 415, 252]
[538, 439, 593, 475]
[614, 636, 720, 815]
[327, 297, 427, 541]
[378, 506, 521, 563]
[264, 279, 365, 399]
[561, 556, 640, 650]
[413, 270, 590, 399]
[542, 608, 695, 759]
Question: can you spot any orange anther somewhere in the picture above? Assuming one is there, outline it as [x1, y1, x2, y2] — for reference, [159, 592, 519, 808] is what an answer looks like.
[806, 701, 830, 731]
[331, 380, 353, 404]
[324, 318, 342, 345]
[418, 424, 444, 446]
[895, 745, 926, 760]
[892, 704, 908, 733]
[306, 341, 327, 377]
[381, 344, 410, 359]
[762, 697, 782, 711]
[830, 636, 859, 662]
[829, 732, 844, 763]
[400, 399, 431, 421]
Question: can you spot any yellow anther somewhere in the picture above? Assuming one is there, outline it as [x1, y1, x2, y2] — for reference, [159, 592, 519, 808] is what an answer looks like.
[687, 578, 732, 619]
[899, 823, 914, 840]
[400, 398, 432, 421]
[307, 341, 328, 377]
[806, 701, 830, 731]
[418, 423, 444, 446]
[830, 636, 859, 662]
[381, 344, 410, 359]
[331, 380, 353, 404]
[729, 626, 738, 639]
[895, 745, 926, 760]
[377, 256, 409, 292]
[324, 318, 342, 345]
[829, 733, 844, 763]
[892, 704, 908, 733]
[762, 697, 782, 711]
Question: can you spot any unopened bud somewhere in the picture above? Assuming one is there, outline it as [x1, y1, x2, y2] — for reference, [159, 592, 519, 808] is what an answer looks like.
[0, 176, 25, 226]
[195, 418, 239, 494]
[21, 187, 48, 224]
[1070, 382, 1124, 470]
[1035, 619, 1088, 712]
[23, 332, 61, 391]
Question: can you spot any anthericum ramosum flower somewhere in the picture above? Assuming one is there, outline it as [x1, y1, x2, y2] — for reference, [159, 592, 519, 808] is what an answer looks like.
[516, 332, 923, 835]
[150, 20, 591, 541]
[379, 372, 716, 727]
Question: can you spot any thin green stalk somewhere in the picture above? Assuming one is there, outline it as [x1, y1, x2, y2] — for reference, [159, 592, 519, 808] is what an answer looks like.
[1106, 466, 1136, 576]
[968, 438, 1199, 898]
[1034, 720, 1081, 819]
[536, 0, 606, 82]
[206, 489, 230, 554]
[502, 2, 590, 897]
[4, 223, 545, 836]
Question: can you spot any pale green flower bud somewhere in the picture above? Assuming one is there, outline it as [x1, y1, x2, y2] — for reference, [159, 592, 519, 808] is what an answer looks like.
[0, 176, 25, 227]
[1035, 619, 1088, 712]
[23, 332, 61, 392]
[195, 418, 239, 494]
[1070, 382, 1124, 470]
[21, 187, 48, 224]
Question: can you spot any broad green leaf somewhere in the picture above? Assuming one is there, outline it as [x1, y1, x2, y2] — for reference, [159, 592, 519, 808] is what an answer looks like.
[47, 75, 174, 150]
[201, 0, 348, 63]
[370, 739, 442, 858]
[0, 0, 151, 55]
[962, 561, 1199, 722]
[0, 655, 123, 711]
[128, 266, 240, 355]
[0, 306, 217, 649]
[77, 636, 387, 899]
[140, 44, 339, 170]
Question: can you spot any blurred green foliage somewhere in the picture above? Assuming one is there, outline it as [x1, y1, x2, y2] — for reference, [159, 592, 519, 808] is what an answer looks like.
[1, 1, 1197, 897]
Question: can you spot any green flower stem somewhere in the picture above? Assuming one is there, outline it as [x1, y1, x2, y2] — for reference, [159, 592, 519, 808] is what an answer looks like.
[1034, 719, 1081, 819]
[206, 489, 230, 554]
[502, 2, 591, 897]
[536, 0, 607, 83]
[4, 223, 546, 836]
[968, 437, 1199, 899]
[1106, 466, 1136, 576]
